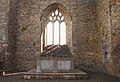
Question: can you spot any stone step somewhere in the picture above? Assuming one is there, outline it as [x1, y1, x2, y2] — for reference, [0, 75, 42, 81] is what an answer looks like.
[22, 69, 88, 80]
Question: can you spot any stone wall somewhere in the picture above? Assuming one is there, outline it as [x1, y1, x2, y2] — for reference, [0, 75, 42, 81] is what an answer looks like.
[0, 0, 10, 70]
[96, 0, 111, 72]
[96, 0, 120, 78]
[14, 0, 101, 71]
[72, 0, 101, 71]
[15, 0, 40, 70]
[0, 0, 120, 78]
[111, 0, 120, 78]
[15, 0, 75, 70]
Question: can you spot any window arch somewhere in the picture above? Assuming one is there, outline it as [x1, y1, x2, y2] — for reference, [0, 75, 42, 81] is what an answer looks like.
[45, 10, 66, 46]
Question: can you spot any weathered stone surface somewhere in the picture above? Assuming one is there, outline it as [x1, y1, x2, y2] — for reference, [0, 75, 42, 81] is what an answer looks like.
[36, 58, 74, 72]
[96, 0, 120, 78]
[111, 2, 120, 78]
[0, 0, 10, 70]
[0, 0, 120, 79]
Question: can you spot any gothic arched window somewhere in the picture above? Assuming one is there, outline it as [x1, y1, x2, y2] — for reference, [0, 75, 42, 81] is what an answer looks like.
[45, 10, 66, 46]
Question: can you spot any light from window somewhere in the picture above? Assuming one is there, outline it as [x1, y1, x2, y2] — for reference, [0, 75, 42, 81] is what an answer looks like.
[54, 21, 59, 45]
[45, 10, 66, 46]
[60, 22, 66, 45]
[46, 22, 53, 45]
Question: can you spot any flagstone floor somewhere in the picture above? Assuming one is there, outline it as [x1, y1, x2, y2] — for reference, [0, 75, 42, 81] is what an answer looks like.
[0, 72, 120, 82]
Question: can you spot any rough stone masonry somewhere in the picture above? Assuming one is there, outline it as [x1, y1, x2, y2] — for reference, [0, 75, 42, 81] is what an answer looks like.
[0, 0, 120, 79]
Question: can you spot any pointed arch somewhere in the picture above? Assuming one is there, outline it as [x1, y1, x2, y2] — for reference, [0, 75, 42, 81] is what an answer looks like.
[40, 3, 72, 52]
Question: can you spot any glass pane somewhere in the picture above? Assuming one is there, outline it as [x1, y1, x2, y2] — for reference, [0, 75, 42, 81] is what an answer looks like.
[59, 12, 62, 17]
[41, 33, 43, 52]
[55, 10, 58, 15]
[54, 21, 59, 45]
[61, 16, 64, 21]
[46, 10, 66, 46]
[47, 22, 53, 45]
[52, 12, 54, 16]
[54, 16, 56, 20]
[45, 27, 47, 46]
[49, 16, 52, 21]
[60, 22, 66, 45]
[57, 16, 60, 21]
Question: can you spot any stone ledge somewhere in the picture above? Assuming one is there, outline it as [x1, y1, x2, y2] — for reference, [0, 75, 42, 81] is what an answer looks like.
[22, 69, 88, 80]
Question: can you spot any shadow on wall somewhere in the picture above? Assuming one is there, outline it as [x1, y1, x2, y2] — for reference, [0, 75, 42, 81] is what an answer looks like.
[111, 44, 120, 76]
[41, 45, 73, 58]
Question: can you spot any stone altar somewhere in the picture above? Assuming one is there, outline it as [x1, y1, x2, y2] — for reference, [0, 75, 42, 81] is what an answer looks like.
[23, 57, 88, 80]
[36, 58, 74, 73]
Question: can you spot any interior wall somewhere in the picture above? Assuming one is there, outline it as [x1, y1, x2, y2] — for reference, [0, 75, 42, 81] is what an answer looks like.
[8, 0, 19, 71]
[1, 0, 120, 78]
[8, 0, 101, 71]
[15, 0, 76, 70]
[73, 0, 102, 72]
[96, 0, 112, 72]
[96, 0, 120, 78]
[0, 0, 11, 70]
[110, 0, 120, 78]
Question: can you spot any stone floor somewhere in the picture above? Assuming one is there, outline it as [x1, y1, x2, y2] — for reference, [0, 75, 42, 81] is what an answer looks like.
[0, 72, 120, 82]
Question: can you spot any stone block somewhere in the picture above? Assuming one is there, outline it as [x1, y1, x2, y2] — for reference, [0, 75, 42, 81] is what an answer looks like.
[36, 58, 74, 73]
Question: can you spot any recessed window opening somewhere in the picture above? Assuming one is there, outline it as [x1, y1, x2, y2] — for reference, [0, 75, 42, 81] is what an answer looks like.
[45, 10, 66, 46]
